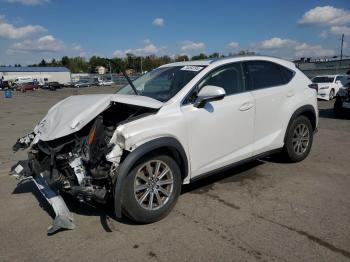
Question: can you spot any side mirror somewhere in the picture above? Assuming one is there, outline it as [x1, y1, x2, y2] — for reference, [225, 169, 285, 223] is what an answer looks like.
[194, 85, 226, 108]
[336, 80, 341, 84]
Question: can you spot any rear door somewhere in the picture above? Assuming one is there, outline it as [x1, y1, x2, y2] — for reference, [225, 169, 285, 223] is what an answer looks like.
[243, 60, 295, 155]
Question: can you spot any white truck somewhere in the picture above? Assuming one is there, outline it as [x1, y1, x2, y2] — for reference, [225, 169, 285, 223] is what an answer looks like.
[13, 76, 34, 84]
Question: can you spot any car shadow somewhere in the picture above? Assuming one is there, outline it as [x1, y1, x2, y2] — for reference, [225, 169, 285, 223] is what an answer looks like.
[11, 157, 280, 233]
[319, 108, 350, 120]
[182, 160, 265, 194]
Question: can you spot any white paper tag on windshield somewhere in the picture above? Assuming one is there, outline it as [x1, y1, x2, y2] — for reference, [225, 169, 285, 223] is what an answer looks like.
[14, 164, 24, 174]
[180, 66, 204, 72]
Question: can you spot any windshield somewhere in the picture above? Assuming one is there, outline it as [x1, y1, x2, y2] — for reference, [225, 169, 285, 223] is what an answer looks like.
[312, 76, 334, 83]
[117, 65, 205, 102]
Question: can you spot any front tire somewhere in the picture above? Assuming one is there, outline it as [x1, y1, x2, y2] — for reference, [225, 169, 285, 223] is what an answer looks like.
[283, 116, 313, 162]
[120, 154, 181, 223]
[329, 89, 335, 100]
[334, 97, 344, 116]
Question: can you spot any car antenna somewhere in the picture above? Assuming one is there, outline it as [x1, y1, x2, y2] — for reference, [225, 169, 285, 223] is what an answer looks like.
[122, 71, 139, 95]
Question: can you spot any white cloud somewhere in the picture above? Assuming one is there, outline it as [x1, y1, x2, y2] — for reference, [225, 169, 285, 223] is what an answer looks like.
[319, 30, 329, 38]
[294, 43, 335, 57]
[113, 41, 163, 57]
[298, 6, 350, 26]
[9, 35, 65, 53]
[112, 50, 125, 57]
[181, 40, 205, 52]
[330, 26, 350, 36]
[228, 41, 239, 49]
[260, 37, 296, 49]
[3, 0, 49, 5]
[72, 43, 83, 51]
[255, 36, 336, 58]
[152, 17, 164, 27]
[0, 15, 46, 39]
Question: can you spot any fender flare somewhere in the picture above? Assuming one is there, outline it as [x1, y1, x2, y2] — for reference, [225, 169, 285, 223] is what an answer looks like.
[114, 137, 188, 218]
[284, 104, 317, 143]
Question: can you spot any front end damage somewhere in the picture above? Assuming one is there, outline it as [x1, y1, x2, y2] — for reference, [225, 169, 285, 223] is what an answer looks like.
[11, 96, 159, 234]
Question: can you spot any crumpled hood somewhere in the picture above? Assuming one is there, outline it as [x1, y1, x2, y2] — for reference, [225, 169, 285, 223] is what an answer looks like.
[34, 93, 163, 141]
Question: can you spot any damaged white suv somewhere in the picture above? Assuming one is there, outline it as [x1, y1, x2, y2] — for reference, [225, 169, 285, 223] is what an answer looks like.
[12, 56, 318, 233]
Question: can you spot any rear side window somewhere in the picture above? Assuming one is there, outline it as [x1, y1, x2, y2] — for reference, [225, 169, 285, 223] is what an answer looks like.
[245, 61, 293, 90]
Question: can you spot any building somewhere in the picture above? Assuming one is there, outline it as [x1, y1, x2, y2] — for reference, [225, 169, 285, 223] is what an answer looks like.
[95, 66, 107, 75]
[294, 57, 350, 78]
[0, 66, 71, 84]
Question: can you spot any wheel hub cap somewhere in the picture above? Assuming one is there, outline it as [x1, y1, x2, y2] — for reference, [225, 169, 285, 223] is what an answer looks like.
[134, 160, 174, 211]
[292, 123, 310, 155]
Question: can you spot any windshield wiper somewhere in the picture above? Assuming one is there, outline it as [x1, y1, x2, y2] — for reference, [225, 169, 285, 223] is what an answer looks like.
[122, 71, 139, 95]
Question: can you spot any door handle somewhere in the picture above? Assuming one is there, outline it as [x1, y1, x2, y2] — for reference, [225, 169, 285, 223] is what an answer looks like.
[287, 90, 295, 97]
[239, 102, 253, 111]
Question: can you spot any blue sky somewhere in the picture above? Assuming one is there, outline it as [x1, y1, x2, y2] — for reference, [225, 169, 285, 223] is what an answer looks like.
[0, 0, 349, 65]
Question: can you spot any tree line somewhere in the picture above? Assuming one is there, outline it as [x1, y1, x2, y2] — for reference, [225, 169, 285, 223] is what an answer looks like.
[18, 50, 255, 74]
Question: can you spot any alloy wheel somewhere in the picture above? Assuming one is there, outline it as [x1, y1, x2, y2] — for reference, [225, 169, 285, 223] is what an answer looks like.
[134, 160, 174, 211]
[292, 123, 310, 155]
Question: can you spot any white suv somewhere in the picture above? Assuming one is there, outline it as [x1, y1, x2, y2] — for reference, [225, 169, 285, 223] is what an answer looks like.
[12, 56, 318, 233]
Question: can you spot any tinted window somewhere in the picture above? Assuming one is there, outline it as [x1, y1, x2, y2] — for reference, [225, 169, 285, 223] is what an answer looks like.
[312, 76, 335, 83]
[245, 61, 287, 90]
[279, 65, 294, 83]
[198, 63, 244, 95]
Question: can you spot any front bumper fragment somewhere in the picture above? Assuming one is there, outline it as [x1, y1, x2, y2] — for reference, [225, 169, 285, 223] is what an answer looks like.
[11, 161, 75, 234]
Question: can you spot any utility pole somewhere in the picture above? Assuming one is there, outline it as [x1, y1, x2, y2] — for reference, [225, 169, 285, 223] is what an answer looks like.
[340, 33, 344, 67]
[140, 56, 143, 74]
[108, 60, 112, 80]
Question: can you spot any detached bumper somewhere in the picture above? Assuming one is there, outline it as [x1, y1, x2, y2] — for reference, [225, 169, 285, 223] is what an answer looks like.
[11, 161, 75, 234]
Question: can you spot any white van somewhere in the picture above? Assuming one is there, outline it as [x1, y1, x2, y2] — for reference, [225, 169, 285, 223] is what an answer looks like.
[14, 76, 33, 84]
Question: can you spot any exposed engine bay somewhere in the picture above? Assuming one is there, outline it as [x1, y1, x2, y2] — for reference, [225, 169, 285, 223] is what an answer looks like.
[11, 98, 158, 234]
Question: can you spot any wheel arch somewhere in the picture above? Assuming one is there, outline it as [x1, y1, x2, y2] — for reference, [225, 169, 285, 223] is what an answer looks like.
[113, 137, 189, 218]
[284, 105, 317, 143]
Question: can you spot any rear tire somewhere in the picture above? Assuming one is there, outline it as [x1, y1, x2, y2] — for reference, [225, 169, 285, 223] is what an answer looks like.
[120, 154, 181, 223]
[282, 116, 313, 162]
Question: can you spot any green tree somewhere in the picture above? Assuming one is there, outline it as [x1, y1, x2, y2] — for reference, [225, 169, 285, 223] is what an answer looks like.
[39, 59, 47, 66]
[175, 55, 189, 62]
[68, 57, 88, 73]
[191, 53, 208, 60]
[61, 56, 69, 67]
[208, 52, 220, 58]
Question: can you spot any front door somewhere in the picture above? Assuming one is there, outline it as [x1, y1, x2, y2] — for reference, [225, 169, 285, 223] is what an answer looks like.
[181, 62, 255, 178]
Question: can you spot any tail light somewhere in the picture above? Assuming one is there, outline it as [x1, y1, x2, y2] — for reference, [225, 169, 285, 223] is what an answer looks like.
[308, 83, 318, 92]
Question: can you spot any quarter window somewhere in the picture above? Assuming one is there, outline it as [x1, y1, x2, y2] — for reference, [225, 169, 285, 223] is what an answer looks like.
[245, 61, 292, 90]
[279, 65, 294, 83]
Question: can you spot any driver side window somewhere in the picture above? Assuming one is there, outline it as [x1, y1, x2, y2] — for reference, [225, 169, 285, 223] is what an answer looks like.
[187, 62, 245, 103]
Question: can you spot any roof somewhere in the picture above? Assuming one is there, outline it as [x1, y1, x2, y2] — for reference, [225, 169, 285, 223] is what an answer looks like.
[159, 60, 212, 68]
[313, 75, 346, 77]
[160, 55, 295, 68]
[0, 66, 70, 73]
